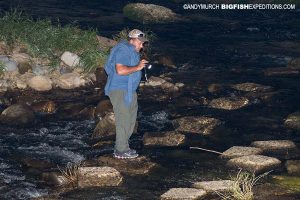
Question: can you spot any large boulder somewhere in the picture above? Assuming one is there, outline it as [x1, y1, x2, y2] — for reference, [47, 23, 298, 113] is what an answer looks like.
[123, 3, 180, 24]
[227, 155, 281, 173]
[77, 167, 122, 188]
[209, 96, 250, 110]
[221, 146, 263, 159]
[161, 188, 207, 200]
[56, 72, 85, 89]
[60, 51, 80, 68]
[174, 116, 223, 135]
[284, 112, 300, 130]
[0, 104, 35, 126]
[97, 155, 157, 175]
[28, 75, 52, 91]
[143, 131, 185, 147]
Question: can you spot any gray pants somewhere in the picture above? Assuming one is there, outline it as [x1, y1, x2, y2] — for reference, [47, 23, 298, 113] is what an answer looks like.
[108, 90, 138, 153]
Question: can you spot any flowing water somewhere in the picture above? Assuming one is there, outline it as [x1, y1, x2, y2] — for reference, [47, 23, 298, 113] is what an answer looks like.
[0, 0, 300, 199]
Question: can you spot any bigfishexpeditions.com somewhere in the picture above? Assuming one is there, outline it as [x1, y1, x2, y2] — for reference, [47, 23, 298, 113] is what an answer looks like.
[183, 4, 296, 10]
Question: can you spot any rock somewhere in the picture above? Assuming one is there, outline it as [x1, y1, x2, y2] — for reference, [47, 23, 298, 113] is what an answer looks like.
[192, 180, 234, 193]
[221, 146, 263, 159]
[59, 65, 73, 74]
[251, 140, 298, 155]
[56, 72, 85, 89]
[175, 83, 184, 88]
[287, 58, 300, 69]
[97, 155, 157, 175]
[285, 160, 300, 175]
[28, 75, 52, 91]
[227, 155, 281, 173]
[31, 101, 57, 114]
[57, 103, 95, 120]
[92, 112, 116, 138]
[123, 3, 180, 24]
[77, 167, 122, 188]
[0, 104, 35, 126]
[174, 116, 223, 135]
[32, 64, 49, 75]
[143, 131, 185, 147]
[96, 35, 117, 50]
[207, 83, 224, 94]
[21, 157, 54, 169]
[42, 172, 69, 186]
[231, 82, 273, 92]
[146, 76, 166, 87]
[0, 55, 9, 62]
[284, 112, 300, 130]
[94, 99, 113, 119]
[160, 188, 207, 200]
[264, 67, 299, 76]
[161, 82, 179, 92]
[0, 80, 8, 93]
[272, 175, 300, 193]
[11, 53, 31, 64]
[3, 60, 18, 72]
[209, 96, 250, 110]
[16, 79, 27, 89]
[60, 51, 80, 68]
[156, 55, 176, 68]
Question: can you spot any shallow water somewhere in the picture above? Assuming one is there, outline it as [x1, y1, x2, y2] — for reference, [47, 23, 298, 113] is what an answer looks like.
[0, 0, 300, 199]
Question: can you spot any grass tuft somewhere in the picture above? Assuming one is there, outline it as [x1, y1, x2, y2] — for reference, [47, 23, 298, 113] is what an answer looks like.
[58, 162, 80, 188]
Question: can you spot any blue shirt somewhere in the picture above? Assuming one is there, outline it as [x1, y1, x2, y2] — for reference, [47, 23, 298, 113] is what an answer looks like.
[104, 40, 142, 106]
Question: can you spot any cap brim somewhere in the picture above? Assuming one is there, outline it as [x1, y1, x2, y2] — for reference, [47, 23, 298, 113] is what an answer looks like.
[137, 37, 148, 43]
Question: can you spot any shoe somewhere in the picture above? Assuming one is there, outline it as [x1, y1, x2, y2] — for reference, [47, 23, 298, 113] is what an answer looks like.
[113, 150, 139, 159]
[114, 148, 136, 155]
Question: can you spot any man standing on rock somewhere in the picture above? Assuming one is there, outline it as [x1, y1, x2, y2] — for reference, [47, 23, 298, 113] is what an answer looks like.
[104, 29, 148, 159]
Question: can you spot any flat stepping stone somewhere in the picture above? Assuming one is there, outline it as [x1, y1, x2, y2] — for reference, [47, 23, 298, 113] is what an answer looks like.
[227, 155, 281, 173]
[78, 166, 122, 188]
[97, 155, 157, 175]
[174, 116, 223, 135]
[285, 160, 300, 175]
[209, 96, 250, 110]
[143, 131, 186, 146]
[192, 180, 234, 193]
[221, 146, 263, 159]
[160, 188, 207, 200]
[251, 140, 298, 155]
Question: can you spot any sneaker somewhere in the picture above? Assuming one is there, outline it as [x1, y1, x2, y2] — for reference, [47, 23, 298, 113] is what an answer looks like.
[113, 150, 139, 159]
[114, 148, 136, 155]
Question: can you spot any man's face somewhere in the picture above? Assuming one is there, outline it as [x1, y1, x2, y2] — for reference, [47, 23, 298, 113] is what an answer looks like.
[131, 38, 144, 52]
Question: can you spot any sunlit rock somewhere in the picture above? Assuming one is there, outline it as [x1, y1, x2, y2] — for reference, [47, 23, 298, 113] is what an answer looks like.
[264, 67, 299, 76]
[31, 101, 57, 114]
[221, 146, 263, 159]
[227, 155, 281, 173]
[160, 188, 207, 200]
[231, 82, 273, 92]
[28, 75, 52, 91]
[174, 116, 223, 135]
[143, 131, 186, 147]
[285, 160, 300, 175]
[145, 76, 166, 87]
[16, 79, 27, 89]
[284, 112, 300, 130]
[251, 140, 298, 157]
[78, 167, 122, 188]
[209, 96, 250, 110]
[60, 51, 80, 68]
[0, 104, 35, 126]
[192, 180, 234, 193]
[56, 72, 85, 89]
[11, 52, 31, 64]
[97, 155, 157, 175]
[123, 3, 180, 24]
[287, 58, 300, 69]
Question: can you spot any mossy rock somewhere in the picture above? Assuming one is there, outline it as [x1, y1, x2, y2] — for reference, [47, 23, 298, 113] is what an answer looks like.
[272, 175, 300, 193]
[123, 3, 180, 24]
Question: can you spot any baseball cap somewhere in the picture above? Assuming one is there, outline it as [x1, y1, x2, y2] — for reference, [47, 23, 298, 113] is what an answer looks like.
[128, 29, 148, 43]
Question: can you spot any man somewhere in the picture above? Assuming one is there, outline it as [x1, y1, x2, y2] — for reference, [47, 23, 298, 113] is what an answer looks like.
[104, 29, 148, 159]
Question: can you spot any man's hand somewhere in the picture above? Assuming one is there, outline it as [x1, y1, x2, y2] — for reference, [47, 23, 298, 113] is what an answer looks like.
[137, 59, 149, 70]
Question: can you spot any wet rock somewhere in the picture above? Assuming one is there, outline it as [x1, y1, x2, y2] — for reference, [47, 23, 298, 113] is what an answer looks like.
[0, 104, 35, 126]
[160, 188, 207, 200]
[285, 160, 300, 175]
[251, 140, 298, 155]
[57, 103, 94, 120]
[92, 112, 115, 138]
[209, 96, 250, 110]
[28, 75, 52, 91]
[287, 58, 300, 69]
[221, 146, 263, 159]
[97, 155, 157, 175]
[31, 101, 57, 114]
[145, 76, 166, 87]
[174, 116, 223, 135]
[77, 167, 123, 188]
[284, 112, 300, 130]
[123, 3, 180, 24]
[192, 180, 234, 193]
[56, 72, 85, 89]
[143, 131, 185, 147]
[42, 172, 69, 186]
[231, 82, 273, 92]
[264, 67, 299, 76]
[11, 52, 31, 64]
[227, 155, 281, 173]
[94, 99, 113, 119]
[60, 51, 80, 68]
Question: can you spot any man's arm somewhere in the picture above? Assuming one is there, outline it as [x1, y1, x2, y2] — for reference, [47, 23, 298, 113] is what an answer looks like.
[116, 59, 148, 75]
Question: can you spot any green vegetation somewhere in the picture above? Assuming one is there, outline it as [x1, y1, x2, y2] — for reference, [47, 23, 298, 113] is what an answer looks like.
[0, 10, 108, 72]
[0, 61, 5, 76]
[272, 175, 300, 192]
